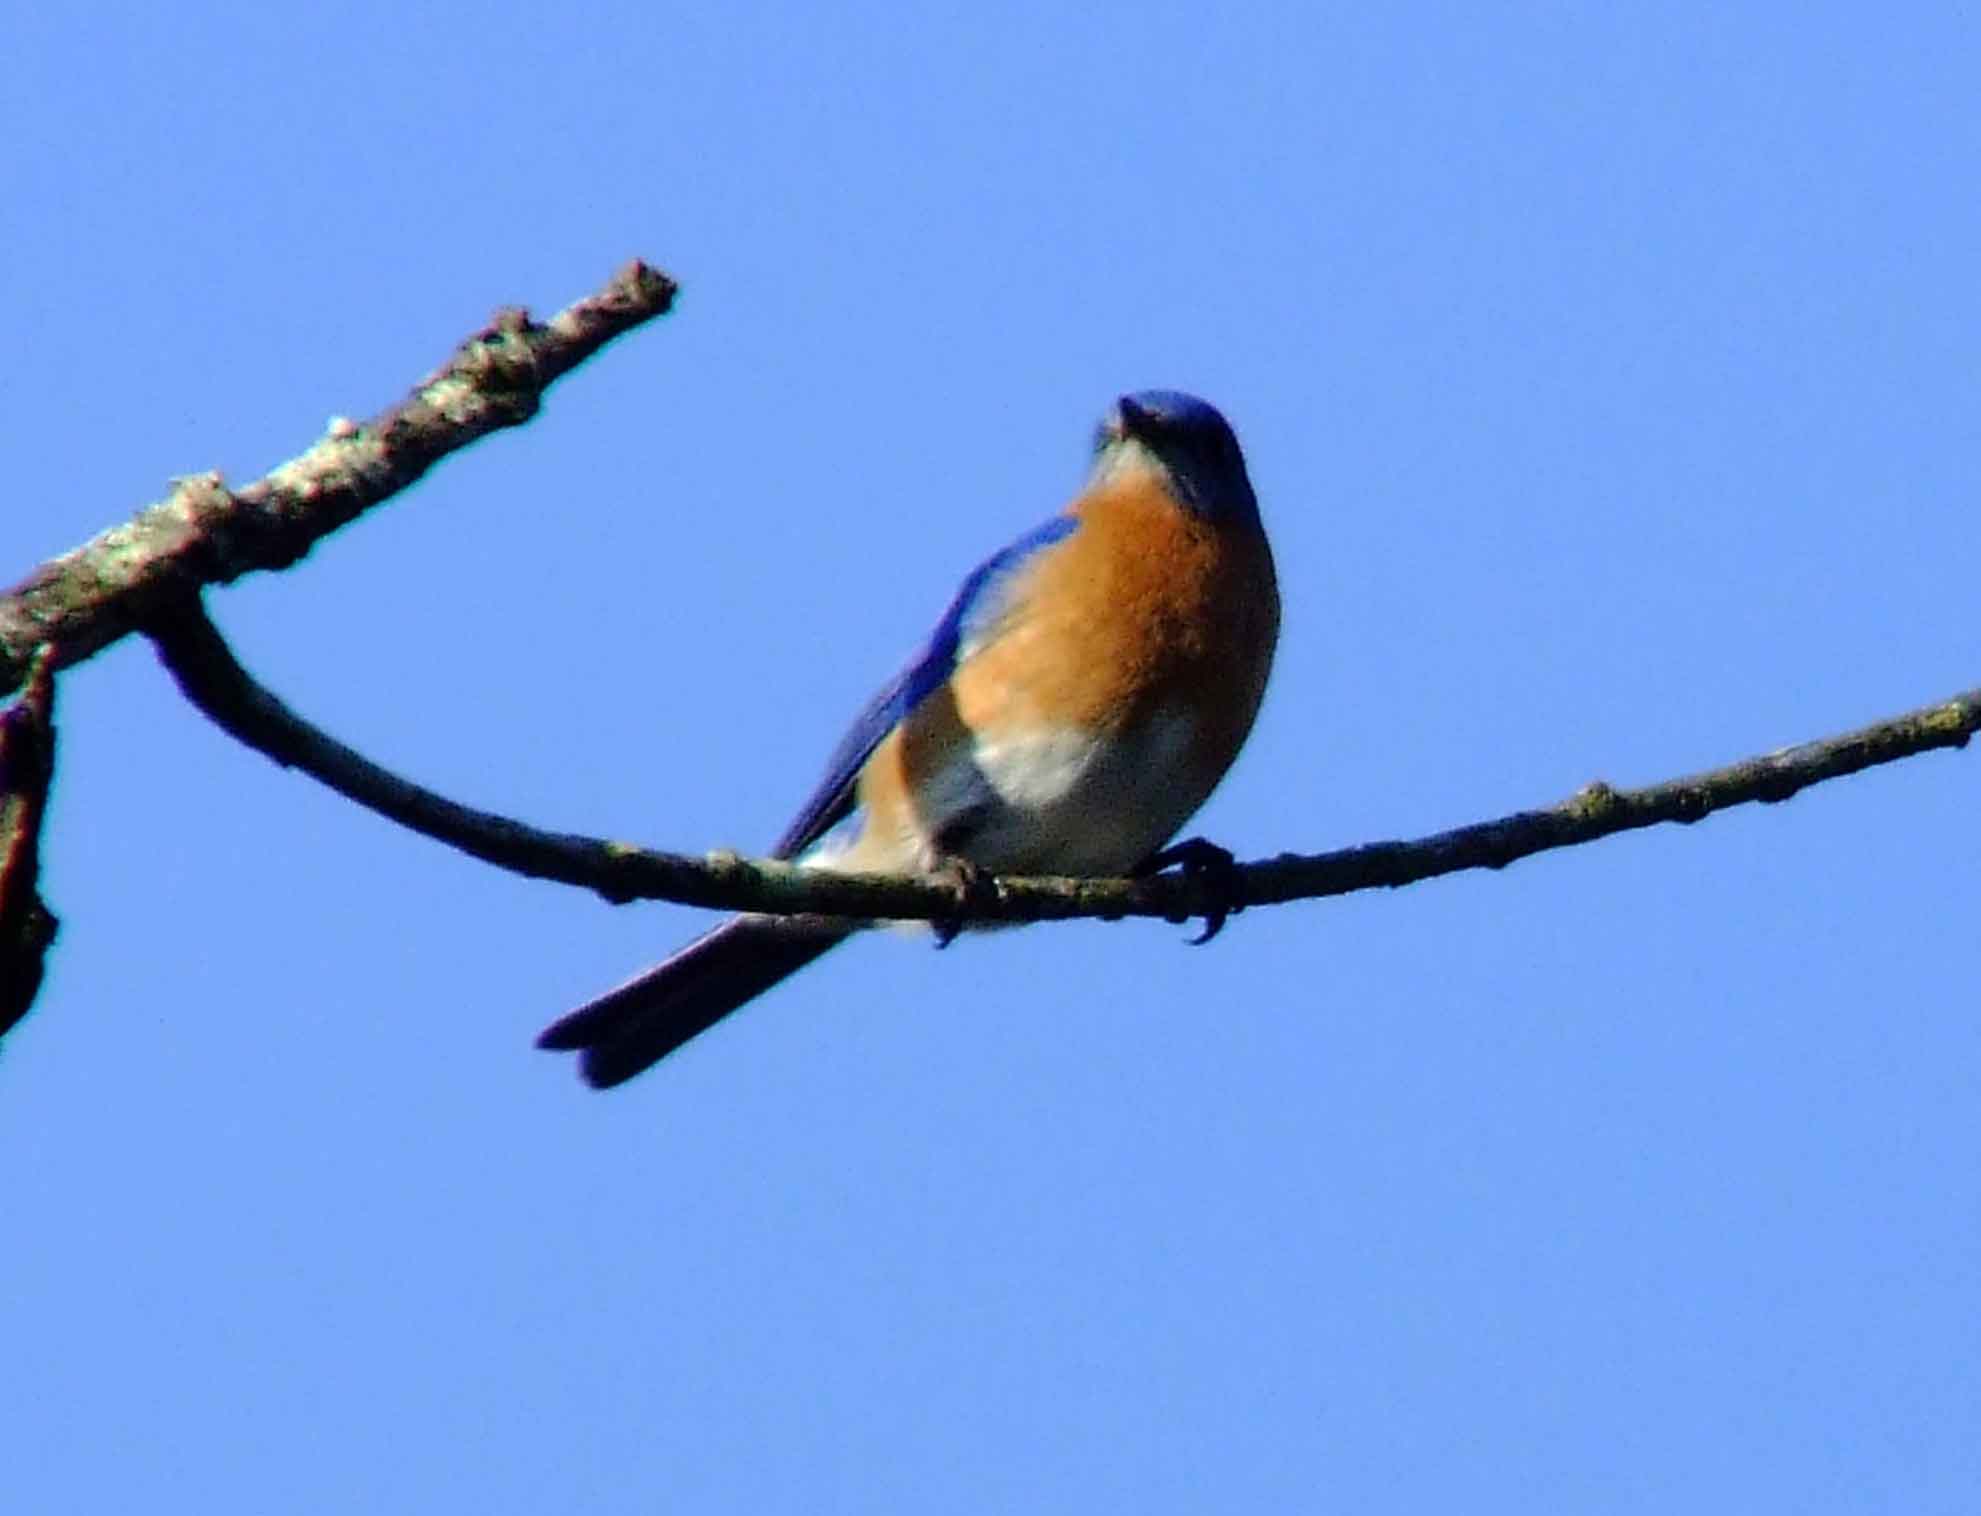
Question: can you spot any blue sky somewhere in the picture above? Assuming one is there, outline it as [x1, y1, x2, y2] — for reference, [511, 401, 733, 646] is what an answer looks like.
[5, 4, 1977, 1511]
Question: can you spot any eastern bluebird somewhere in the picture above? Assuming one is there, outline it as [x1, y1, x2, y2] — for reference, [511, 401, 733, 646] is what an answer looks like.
[539, 390, 1279, 1087]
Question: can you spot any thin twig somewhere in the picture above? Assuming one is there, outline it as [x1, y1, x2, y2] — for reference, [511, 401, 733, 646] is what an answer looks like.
[0, 261, 678, 695]
[149, 599, 1980, 929]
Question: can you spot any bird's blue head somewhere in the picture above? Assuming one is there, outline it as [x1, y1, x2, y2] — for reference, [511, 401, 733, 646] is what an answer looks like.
[1091, 389, 1260, 526]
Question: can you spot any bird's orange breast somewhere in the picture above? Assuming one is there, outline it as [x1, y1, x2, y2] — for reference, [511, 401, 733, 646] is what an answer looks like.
[951, 473, 1279, 794]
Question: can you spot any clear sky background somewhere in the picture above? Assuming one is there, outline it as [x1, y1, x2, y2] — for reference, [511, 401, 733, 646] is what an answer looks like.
[5, 4, 1977, 1511]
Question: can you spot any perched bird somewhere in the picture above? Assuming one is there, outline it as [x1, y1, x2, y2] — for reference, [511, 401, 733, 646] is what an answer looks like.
[539, 390, 1279, 1088]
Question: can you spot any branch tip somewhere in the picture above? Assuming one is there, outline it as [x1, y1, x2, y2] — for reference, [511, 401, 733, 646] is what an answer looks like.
[1, 259, 680, 696]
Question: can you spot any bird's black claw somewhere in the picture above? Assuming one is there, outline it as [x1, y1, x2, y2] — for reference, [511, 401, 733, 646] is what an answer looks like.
[928, 854, 991, 949]
[1136, 837, 1241, 944]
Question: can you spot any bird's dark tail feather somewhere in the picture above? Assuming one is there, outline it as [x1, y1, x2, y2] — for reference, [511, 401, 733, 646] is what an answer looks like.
[538, 915, 851, 1088]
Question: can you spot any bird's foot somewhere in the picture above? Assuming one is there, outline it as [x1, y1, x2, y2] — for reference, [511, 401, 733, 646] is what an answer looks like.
[1136, 836, 1243, 944]
[927, 854, 994, 949]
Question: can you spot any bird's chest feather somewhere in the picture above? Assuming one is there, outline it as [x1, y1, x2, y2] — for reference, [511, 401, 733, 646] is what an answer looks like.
[953, 705, 1204, 872]
[963, 485, 1270, 724]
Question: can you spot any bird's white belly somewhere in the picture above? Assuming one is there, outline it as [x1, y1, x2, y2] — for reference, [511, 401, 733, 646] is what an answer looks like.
[940, 711, 1203, 875]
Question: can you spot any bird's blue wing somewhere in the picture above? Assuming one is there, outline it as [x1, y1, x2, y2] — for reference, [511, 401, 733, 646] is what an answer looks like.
[771, 513, 1080, 859]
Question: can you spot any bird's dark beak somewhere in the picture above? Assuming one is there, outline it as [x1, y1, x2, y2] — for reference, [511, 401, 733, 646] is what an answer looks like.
[1114, 395, 1149, 439]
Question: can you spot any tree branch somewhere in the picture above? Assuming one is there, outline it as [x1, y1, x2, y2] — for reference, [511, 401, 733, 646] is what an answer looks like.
[149, 599, 1979, 929]
[0, 649, 59, 1037]
[0, 260, 678, 696]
